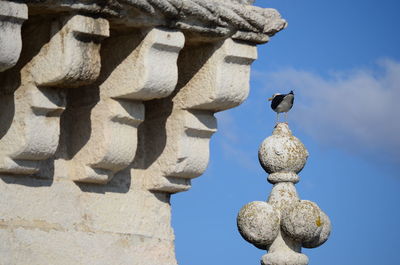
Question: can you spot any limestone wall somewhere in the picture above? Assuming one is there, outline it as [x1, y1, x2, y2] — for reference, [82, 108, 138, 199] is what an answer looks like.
[0, 1, 286, 264]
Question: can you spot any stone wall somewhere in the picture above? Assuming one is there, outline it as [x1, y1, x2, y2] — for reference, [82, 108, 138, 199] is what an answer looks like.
[0, 1, 286, 264]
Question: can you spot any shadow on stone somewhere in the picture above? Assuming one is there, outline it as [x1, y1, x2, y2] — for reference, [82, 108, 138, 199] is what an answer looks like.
[135, 41, 219, 170]
[0, 15, 58, 138]
[75, 166, 132, 194]
[0, 174, 53, 187]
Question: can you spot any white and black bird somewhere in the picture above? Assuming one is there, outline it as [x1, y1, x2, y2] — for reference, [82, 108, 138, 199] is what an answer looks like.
[268, 90, 294, 123]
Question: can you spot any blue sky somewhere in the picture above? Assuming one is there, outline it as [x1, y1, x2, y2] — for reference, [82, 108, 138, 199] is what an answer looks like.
[172, 1, 400, 264]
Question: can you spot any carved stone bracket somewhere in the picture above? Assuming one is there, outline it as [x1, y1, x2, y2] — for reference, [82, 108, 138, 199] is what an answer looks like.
[0, 14, 109, 175]
[0, 1, 28, 72]
[63, 27, 185, 184]
[141, 38, 257, 193]
[30, 15, 109, 87]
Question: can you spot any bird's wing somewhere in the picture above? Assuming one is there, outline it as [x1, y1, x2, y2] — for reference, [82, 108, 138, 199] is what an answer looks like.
[271, 94, 285, 109]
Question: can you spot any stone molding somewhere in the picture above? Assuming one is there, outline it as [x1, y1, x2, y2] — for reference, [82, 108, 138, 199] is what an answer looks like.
[26, 0, 287, 43]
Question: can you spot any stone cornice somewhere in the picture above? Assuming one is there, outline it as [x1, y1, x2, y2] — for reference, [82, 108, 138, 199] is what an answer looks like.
[25, 0, 287, 43]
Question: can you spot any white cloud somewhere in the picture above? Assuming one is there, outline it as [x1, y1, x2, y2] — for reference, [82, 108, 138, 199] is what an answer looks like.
[260, 59, 400, 163]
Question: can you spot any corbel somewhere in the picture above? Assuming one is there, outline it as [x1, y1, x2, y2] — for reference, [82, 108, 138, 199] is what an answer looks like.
[0, 14, 109, 175]
[63, 27, 185, 184]
[142, 38, 258, 193]
[0, 1, 28, 72]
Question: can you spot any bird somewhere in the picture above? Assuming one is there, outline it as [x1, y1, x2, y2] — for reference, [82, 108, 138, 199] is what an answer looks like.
[268, 90, 294, 123]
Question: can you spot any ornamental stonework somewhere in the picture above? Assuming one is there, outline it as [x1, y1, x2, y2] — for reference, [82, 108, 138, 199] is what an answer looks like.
[237, 123, 331, 265]
[0, 0, 288, 264]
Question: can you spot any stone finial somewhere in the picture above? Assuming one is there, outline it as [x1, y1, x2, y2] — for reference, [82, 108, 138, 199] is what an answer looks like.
[258, 123, 308, 183]
[237, 123, 331, 265]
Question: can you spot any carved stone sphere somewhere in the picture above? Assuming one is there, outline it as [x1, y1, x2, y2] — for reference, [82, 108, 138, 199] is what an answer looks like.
[302, 211, 331, 248]
[258, 123, 308, 174]
[237, 201, 280, 250]
[281, 200, 330, 244]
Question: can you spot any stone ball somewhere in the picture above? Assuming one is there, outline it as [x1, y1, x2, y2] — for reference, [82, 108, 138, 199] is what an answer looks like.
[281, 200, 323, 243]
[258, 123, 308, 174]
[302, 211, 331, 248]
[237, 201, 280, 250]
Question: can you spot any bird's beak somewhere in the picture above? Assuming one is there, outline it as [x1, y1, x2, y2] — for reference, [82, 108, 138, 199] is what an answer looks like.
[268, 97, 273, 101]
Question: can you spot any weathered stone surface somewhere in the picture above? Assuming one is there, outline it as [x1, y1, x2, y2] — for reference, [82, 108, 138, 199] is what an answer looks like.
[302, 211, 331, 248]
[139, 38, 257, 193]
[30, 15, 109, 87]
[0, 173, 177, 265]
[26, 0, 287, 43]
[63, 27, 184, 184]
[261, 243, 309, 265]
[0, 0, 286, 263]
[0, 14, 109, 175]
[259, 123, 309, 175]
[237, 123, 331, 265]
[0, 229, 177, 265]
[0, 1, 27, 72]
[237, 201, 280, 249]
[281, 200, 324, 243]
